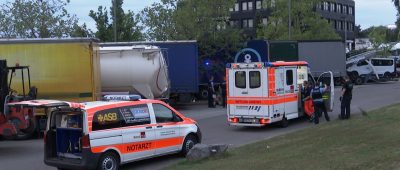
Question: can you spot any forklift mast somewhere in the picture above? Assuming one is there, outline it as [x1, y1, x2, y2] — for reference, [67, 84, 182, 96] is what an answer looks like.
[0, 60, 9, 114]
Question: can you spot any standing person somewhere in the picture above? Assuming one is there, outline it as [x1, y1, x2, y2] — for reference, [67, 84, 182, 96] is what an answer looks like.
[301, 81, 313, 121]
[311, 82, 330, 124]
[340, 76, 353, 119]
[208, 76, 216, 108]
[221, 76, 227, 108]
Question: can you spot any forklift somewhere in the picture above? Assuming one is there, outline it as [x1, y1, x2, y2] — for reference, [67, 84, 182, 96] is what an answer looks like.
[0, 60, 38, 140]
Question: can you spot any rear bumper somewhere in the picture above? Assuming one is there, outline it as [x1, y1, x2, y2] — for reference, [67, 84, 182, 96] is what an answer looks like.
[44, 149, 101, 170]
[229, 123, 266, 127]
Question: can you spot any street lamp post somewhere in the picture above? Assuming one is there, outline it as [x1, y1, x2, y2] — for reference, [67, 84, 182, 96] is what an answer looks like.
[288, 0, 291, 40]
[342, 16, 347, 50]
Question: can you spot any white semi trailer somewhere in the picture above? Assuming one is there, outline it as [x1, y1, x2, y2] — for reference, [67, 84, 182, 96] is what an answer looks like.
[99, 45, 170, 99]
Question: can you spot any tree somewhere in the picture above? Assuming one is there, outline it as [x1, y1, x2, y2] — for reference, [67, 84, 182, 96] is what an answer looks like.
[89, 0, 143, 42]
[257, 0, 340, 40]
[0, 0, 90, 38]
[367, 26, 395, 47]
[141, 0, 177, 41]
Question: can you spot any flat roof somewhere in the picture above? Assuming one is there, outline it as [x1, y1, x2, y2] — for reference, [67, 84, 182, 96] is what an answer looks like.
[0, 38, 100, 44]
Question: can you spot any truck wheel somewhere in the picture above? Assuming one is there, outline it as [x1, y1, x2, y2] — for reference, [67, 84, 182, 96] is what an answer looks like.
[355, 77, 363, 85]
[98, 152, 119, 170]
[10, 118, 35, 140]
[200, 89, 208, 100]
[280, 117, 289, 128]
[181, 134, 198, 156]
[334, 78, 342, 86]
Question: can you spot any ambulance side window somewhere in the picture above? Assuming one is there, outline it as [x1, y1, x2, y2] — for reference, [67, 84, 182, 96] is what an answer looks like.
[153, 104, 183, 123]
[92, 108, 123, 131]
[121, 105, 151, 127]
[235, 71, 246, 89]
[286, 70, 293, 85]
[249, 71, 261, 88]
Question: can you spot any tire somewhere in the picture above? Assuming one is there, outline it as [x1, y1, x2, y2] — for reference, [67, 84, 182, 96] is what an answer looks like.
[181, 135, 198, 156]
[355, 77, 363, 85]
[383, 72, 391, 81]
[97, 152, 119, 170]
[200, 89, 208, 100]
[280, 117, 289, 128]
[334, 78, 342, 86]
[58, 168, 70, 170]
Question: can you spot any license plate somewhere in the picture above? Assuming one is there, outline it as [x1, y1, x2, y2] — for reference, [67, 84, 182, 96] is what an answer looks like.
[240, 118, 257, 123]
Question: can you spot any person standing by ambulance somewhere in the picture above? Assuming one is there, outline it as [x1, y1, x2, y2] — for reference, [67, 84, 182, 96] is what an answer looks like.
[208, 76, 216, 108]
[311, 82, 330, 124]
[340, 76, 353, 119]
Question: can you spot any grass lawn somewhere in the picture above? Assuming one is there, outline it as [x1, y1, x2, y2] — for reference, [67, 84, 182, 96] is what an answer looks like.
[168, 104, 400, 170]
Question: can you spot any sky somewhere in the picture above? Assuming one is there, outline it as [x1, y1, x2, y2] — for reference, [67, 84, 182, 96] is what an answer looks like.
[0, 0, 398, 30]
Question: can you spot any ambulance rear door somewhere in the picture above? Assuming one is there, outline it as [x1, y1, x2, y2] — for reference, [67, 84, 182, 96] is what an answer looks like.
[283, 67, 298, 119]
[247, 68, 267, 116]
[229, 69, 249, 116]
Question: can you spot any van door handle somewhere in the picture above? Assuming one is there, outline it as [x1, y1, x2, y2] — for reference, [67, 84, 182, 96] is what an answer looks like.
[242, 91, 248, 94]
[157, 125, 163, 128]
[146, 126, 152, 129]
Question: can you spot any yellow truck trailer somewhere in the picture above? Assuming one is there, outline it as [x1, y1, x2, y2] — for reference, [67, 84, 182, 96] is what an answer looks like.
[0, 38, 102, 102]
[0, 38, 102, 139]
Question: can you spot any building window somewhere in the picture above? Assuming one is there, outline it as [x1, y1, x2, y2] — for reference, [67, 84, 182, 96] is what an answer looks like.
[256, 0, 262, 10]
[343, 5, 347, 14]
[230, 20, 239, 28]
[337, 4, 342, 13]
[324, 2, 329, 11]
[243, 19, 248, 28]
[249, 19, 254, 28]
[248, 1, 253, 10]
[235, 3, 239, 11]
[337, 21, 342, 30]
[262, 18, 268, 25]
[330, 2, 335, 12]
[349, 6, 353, 15]
[242, 2, 247, 11]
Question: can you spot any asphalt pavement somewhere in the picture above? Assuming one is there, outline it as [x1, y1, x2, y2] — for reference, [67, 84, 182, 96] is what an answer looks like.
[1, 80, 399, 170]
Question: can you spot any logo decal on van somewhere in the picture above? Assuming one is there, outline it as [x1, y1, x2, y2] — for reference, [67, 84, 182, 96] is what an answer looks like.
[249, 106, 262, 112]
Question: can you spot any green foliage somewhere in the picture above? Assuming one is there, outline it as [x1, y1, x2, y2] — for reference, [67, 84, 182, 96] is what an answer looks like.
[141, 0, 177, 41]
[141, 0, 245, 62]
[89, 0, 144, 42]
[0, 0, 90, 38]
[257, 0, 340, 40]
[367, 26, 397, 47]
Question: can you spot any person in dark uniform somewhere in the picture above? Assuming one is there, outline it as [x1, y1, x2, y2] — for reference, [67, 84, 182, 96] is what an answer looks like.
[340, 76, 353, 119]
[311, 82, 330, 124]
[221, 76, 227, 108]
[208, 76, 216, 108]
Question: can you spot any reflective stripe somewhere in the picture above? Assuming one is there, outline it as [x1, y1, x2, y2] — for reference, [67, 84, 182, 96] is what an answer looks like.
[227, 94, 298, 105]
[91, 136, 184, 154]
[268, 68, 276, 97]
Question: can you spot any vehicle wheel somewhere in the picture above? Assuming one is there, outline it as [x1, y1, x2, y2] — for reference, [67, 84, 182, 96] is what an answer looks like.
[334, 77, 342, 86]
[355, 77, 363, 85]
[383, 72, 391, 81]
[58, 168, 70, 170]
[280, 117, 289, 128]
[9, 118, 35, 140]
[181, 135, 198, 156]
[97, 152, 119, 170]
[200, 89, 208, 100]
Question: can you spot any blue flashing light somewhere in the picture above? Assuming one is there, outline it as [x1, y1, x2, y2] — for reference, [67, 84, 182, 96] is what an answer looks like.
[226, 63, 232, 68]
[264, 62, 273, 67]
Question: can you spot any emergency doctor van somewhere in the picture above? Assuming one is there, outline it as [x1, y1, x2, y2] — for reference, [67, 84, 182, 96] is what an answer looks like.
[8, 96, 201, 170]
[226, 48, 334, 127]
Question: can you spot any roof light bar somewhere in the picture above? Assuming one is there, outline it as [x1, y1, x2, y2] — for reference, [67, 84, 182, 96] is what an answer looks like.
[103, 95, 141, 101]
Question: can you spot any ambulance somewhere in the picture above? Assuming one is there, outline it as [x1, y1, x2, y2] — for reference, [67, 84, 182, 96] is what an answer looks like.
[8, 95, 201, 170]
[226, 48, 334, 127]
